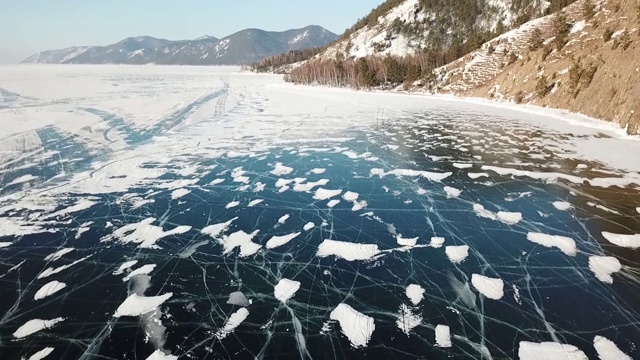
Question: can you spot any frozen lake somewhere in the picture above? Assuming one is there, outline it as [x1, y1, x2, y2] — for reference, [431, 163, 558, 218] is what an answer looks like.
[1, 65, 639, 360]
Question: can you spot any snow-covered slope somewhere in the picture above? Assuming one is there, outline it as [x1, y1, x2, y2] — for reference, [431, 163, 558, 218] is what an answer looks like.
[318, 0, 550, 60]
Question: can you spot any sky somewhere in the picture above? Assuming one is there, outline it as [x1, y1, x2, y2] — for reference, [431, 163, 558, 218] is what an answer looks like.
[0, 0, 385, 64]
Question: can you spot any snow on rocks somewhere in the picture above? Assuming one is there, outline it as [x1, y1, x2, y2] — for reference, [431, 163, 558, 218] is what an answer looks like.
[13, 318, 65, 339]
[588, 256, 622, 284]
[215, 308, 250, 340]
[471, 274, 504, 300]
[265, 232, 301, 249]
[435, 324, 452, 348]
[601, 232, 640, 249]
[406, 284, 425, 305]
[527, 232, 577, 256]
[518, 341, 587, 360]
[313, 188, 342, 200]
[593, 336, 632, 360]
[271, 162, 293, 176]
[445, 245, 470, 264]
[316, 240, 380, 261]
[114, 293, 173, 317]
[34, 281, 67, 300]
[274, 278, 301, 302]
[553, 201, 573, 211]
[330, 303, 375, 348]
[444, 186, 462, 198]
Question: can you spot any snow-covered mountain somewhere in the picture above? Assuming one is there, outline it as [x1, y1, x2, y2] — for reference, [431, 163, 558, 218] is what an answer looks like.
[317, 0, 551, 60]
[21, 26, 337, 65]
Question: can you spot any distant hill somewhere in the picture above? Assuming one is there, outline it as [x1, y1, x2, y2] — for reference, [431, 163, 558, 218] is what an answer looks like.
[21, 26, 338, 65]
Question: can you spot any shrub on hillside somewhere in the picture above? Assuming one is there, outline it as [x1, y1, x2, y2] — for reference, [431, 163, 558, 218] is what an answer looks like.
[582, 0, 596, 20]
[529, 28, 544, 51]
[553, 12, 572, 50]
[603, 28, 614, 42]
[536, 75, 552, 97]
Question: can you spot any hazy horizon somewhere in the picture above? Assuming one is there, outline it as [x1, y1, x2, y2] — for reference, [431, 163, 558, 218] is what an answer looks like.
[0, 0, 384, 64]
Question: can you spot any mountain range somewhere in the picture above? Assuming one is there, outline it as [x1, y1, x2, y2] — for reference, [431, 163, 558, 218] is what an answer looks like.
[21, 25, 337, 65]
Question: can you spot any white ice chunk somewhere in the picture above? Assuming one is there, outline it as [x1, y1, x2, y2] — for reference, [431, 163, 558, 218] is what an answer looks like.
[343, 191, 359, 201]
[316, 240, 380, 261]
[114, 293, 173, 317]
[518, 341, 588, 360]
[122, 264, 156, 282]
[471, 274, 504, 300]
[271, 162, 294, 176]
[247, 199, 264, 207]
[201, 218, 237, 238]
[593, 335, 632, 360]
[453, 163, 473, 169]
[397, 235, 418, 247]
[553, 201, 573, 211]
[330, 303, 375, 348]
[225, 201, 240, 209]
[311, 168, 326, 174]
[406, 284, 425, 305]
[146, 350, 178, 360]
[265, 232, 301, 249]
[303, 222, 315, 231]
[445, 245, 470, 264]
[274, 278, 301, 302]
[444, 186, 462, 198]
[313, 188, 342, 200]
[171, 188, 190, 200]
[44, 248, 74, 262]
[227, 291, 250, 306]
[396, 303, 422, 335]
[13, 318, 65, 339]
[219, 230, 261, 257]
[435, 324, 452, 348]
[588, 256, 622, 284]
[215, 307, 249, 339]
[527, 232, 577, 256]
[601, 232, 640, 249]
[278, 214, 290, 224]
[27, 347, 55, 360]
[327, 199, 340, 208]
[34, 281, 67, 300]
[430, 237, 445, 248]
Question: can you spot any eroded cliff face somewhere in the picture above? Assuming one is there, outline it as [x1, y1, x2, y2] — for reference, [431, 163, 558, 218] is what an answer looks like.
[436, 0, 640, 134]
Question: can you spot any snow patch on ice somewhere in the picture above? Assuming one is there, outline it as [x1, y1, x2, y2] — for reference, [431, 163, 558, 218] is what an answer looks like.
[527, 232, 577, 256]
[34, 281, 67, 300]
[271, 162, 294, 176]
[145, 350, 178, 360]
[27, 347, 55, 360]
[313, 188, 342, 200]
[248, 199, 264, 207]
[316, 239, 380, 261]
[444, 186, 462, 198]
[171, 188, 190, 199]
[473, 204, 522, 225]
[406, 284, 425, 305]
[215, 308, 249, 339]
[396, 303, 422, 335]
[114, 293, 173, 317]
[274, 278, 301, 302]
[265, 232, 301, 249]
[123, 264, 156, 282]
[330, 303, 375, 348]
[44, 248, 74, 262]
[553, 201, 573, 211]
[445, 245, 470, 263]
[13, 318, 65, 339]
[593, 336, 632, 360]
[327, 199, 340, 208]
[107, 218, 191, 249]
[518, 341, 587, 360]
[311, 168, 326, 174]
[371, 168, 452, 182]
[471, 274, 504, 300]
[588, 256, 622, 284]
[601, 232, 640, 249]
[219, 230, 261, 257]
[278, 214, 290, 224]
[303, 222, 315, 231]
[430, 237, 445, 248]
[435, 324, 452, 348]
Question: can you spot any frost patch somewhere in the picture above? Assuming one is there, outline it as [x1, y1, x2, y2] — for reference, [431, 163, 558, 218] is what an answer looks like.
[274, 278, 301, 302]
[471, 274, 504, 300]
[34, 281, 67, 300]
[601, 232, 640, 249]
[330, 303, 375, 348]
[406, 284, 425, 305]
[317, 240, 380, 261]
[265, 232, 301, 249]
[588, 256, 622, 284]
[445, 245, 469, 263]
[215, 308, 249, 339]
[435, 324, 452, 348]
[13, 318, 65, 339]
[114, 293, 173, 317]
[593, 336, 632, 360]
[518, 341, 587, 360]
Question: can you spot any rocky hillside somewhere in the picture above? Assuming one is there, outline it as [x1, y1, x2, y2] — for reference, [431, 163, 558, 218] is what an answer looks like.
[21, 26, 337, 66]
[433, 0, 640, 134]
